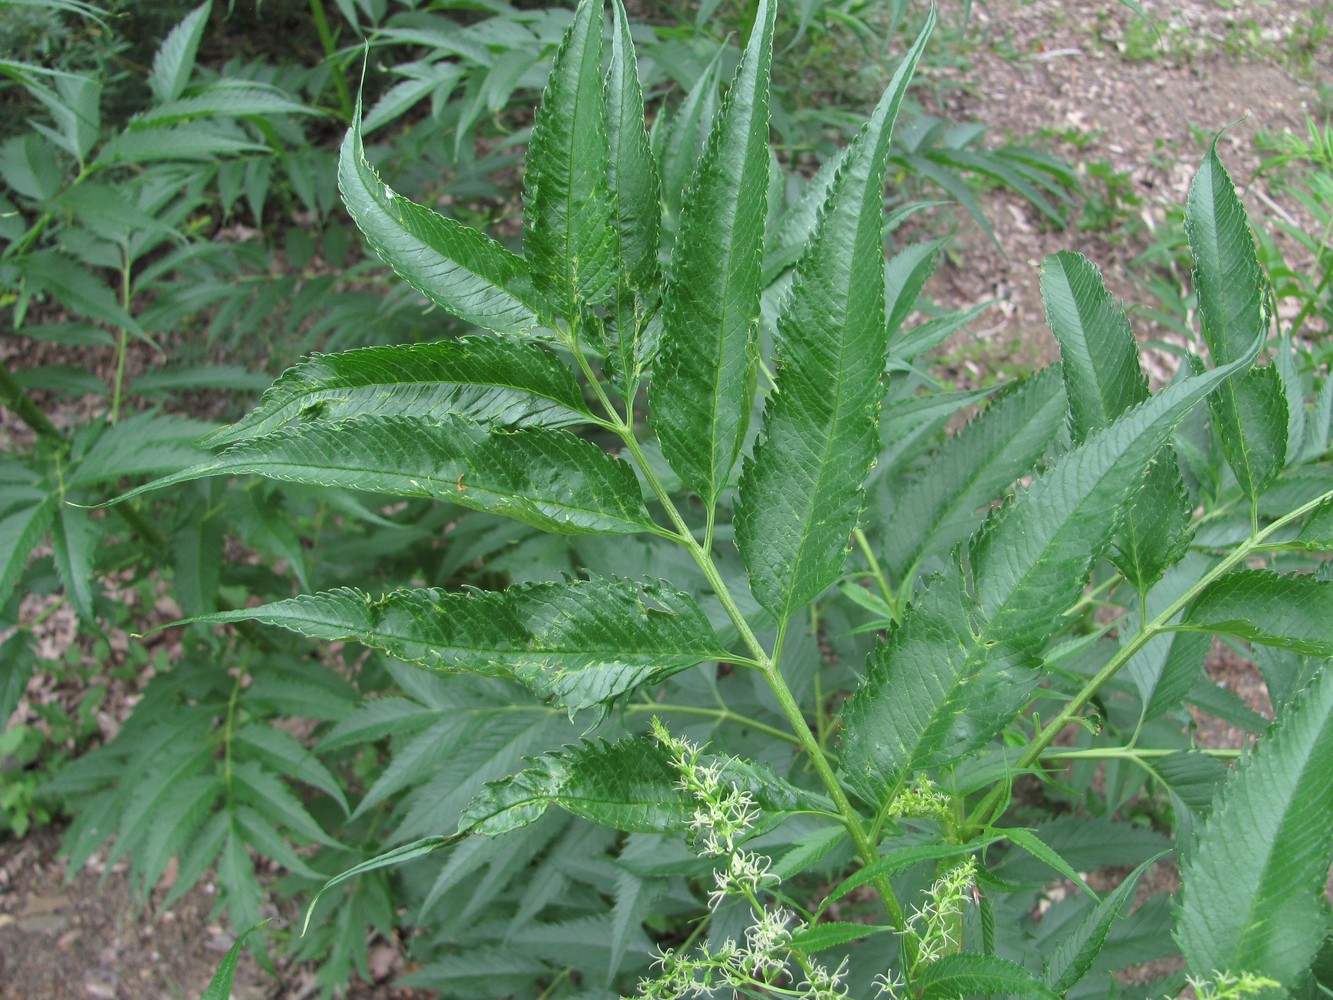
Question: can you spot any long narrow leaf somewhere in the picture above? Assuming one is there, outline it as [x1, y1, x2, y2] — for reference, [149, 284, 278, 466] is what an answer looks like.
[1179, 569, 1333, 656]
[736, 11, 934, 623]
[109, 415, 656, 536]
[1177, 663, 1333, 987]
[202, 340, 594, 447]
[339, 100, 552, 336]
[649, 0, 776, 509]
[173, 577, 730, 714]
[523, 0, 615, 318]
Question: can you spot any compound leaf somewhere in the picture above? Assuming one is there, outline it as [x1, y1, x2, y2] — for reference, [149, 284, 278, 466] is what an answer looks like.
[202, 340, 594, 447]
[841, 336, 1261, 808]
[735, 10, 934, 622]
[112, 414, 655, 536]
[523, 0, 615, 318]
[649, 0, 775, 508]
[1177, 664, 1333, 987]
[0, 497, 54, 598]
[339, 100, 552, 336]
[177, 577, 729, 714]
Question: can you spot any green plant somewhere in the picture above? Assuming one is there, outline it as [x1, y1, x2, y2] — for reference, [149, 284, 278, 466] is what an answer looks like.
[102, 0, 1333, 996]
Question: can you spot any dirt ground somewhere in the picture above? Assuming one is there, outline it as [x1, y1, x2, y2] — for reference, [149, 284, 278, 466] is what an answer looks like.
[2, 0, 1329, 997]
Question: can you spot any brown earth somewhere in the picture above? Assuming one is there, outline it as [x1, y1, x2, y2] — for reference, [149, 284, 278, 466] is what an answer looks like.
[2, 0, 1329, 996]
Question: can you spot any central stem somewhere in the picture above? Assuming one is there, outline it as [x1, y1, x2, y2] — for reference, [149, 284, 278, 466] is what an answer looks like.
[573, 344, 904, 928]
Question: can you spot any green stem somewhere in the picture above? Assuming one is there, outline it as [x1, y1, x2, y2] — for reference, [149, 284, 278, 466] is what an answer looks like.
[854, 527, 897, 621]
[0, 362, 62, 440]
[966, 484, 1333, 833]
[109, 251, 132, 425]
[573, 342, 905, 929]
[1040, 746, 1242, 762]
[310, 0, 353, 122]
[623, 702, 821, 756]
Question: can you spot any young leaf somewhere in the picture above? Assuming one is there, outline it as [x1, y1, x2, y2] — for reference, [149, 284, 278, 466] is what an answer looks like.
[175, 577, 730, 714]
[200, 919, 270, 1000]
[51, 502, 98, 627]
[111, 415, 657, 536]
[649, 0, 776, 510]
[735, 10, 934, 623]
[841, 334, 1263, 808]
[1109, 455, 1195, 594]
[523, 0, 615, 319]
[1180, 568, 1333, 656]
[1177, 663, 1333, 988]
[1040, 250, 1148, 443]
[339, 100, 552, 336]
[149, 1, 212, 105]
[201, 340, 595, 447]
[1185, 141, 1286, 501]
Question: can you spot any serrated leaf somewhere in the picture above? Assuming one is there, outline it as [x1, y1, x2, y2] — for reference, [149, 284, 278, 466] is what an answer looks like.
[886, 237, 946, 338]
[1043, 855, 1159, 994]
[885, 366, 1065, 583]
[178, 577, 729, 714]
[1177, 663, 1333, 987]
[230, 759, 340, 848]
[51, 502, 97, 626]
[149, 1, 210, 104]
[788, 920, 894, 953]
[202, 340, 593, 447]
[1292, 499, 1333, 550]
[823, 838, 1002, 911]
[1041, 250, 1148, 443]
[656, 53, 722, 221]
[917, 954, 1062, 1000]
[339, 100, 552, 336]
[523, 0, 615, 318]
[1003, 827, 1098, 898]
[67, 412, 212, 487]
[604, 0, 662, 391]
[111, 414, 655, 536]
[1180, 568, 1333, 656]
[232, 723, 349, 815]
[736, 11, 933, 622]
[841, 337, 1261, 807]
[1110, 454, 1195, 593]
[649, 0, 775, 509]
[1186, 142, 1285, 501]
[459, 738, 691, 835]
[0, 498, 54, 598]
[1208, 364, 1288, 502]
[134, 83, 316, 126]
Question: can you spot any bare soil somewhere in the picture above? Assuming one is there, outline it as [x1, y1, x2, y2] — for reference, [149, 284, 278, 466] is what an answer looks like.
[2, 0, 1329, 996]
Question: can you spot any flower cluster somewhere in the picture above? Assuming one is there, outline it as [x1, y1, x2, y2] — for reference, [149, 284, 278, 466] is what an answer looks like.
[902, 857, 978, 965]
[636, 720, 850, 1000]
[1185, 971, 1281, 1000]
[884, 774, 953, 825]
